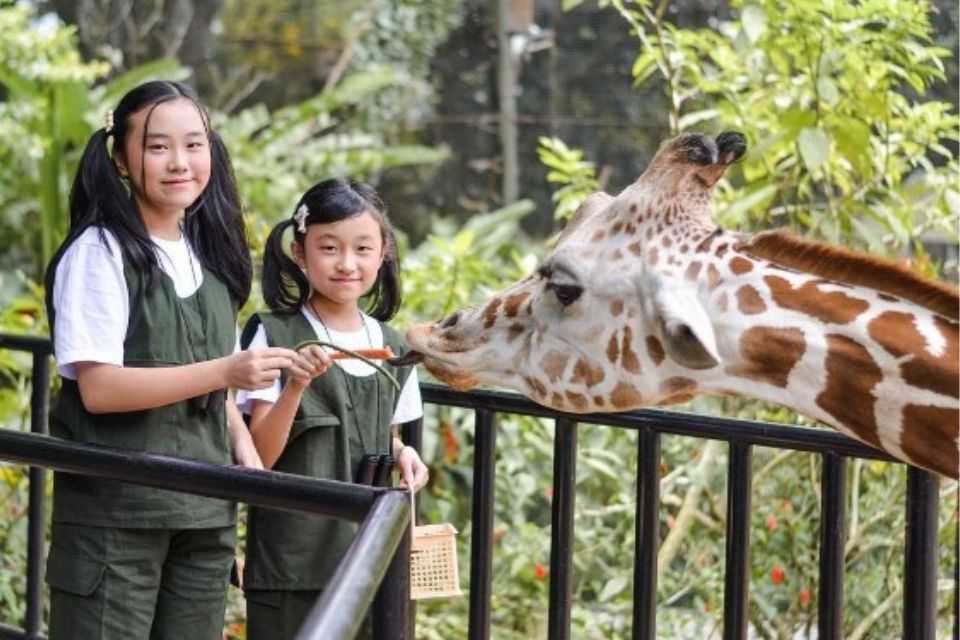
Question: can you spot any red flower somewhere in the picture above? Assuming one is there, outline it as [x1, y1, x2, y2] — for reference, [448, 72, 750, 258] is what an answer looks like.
[765, 514, 778, 531]
[799, 588, 811, 605]
[442, 422, 458, 462]
[771, 567, 785, 584]
[534, 563, 547, 580]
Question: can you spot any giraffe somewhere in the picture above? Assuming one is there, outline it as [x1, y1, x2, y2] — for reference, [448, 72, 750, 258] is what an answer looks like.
[403, 131, 960, 479]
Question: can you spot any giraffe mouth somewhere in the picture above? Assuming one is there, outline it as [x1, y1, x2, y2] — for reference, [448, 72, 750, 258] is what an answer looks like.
[386, 350, 426, 367]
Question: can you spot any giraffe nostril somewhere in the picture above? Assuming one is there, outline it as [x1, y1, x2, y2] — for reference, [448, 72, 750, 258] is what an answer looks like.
[439, 312, 460, 329]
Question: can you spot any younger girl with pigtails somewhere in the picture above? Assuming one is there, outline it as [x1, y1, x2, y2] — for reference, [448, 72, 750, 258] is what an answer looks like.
[43, 80, 301, 639]
[236, 178, 429, 639]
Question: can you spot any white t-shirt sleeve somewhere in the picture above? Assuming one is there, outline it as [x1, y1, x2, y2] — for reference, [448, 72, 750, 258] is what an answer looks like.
[392, 366, 423, 424]
[52, 228, 128, 380]
[234, 325, 281, 414]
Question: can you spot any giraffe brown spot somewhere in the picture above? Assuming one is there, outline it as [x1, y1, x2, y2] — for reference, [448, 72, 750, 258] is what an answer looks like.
[646, 335, 665, 365]
[593, 395, 606, 407]
[525, 376, 548, 399]
[869, 312, 959, 399]
[610, 300, 624, 316]
[565, 391, 589, 411]
[568, 358, 606, 387]
[657, 393, 697, 406]
[649, 247, 659, 266]
[539, 350, 570, 383]
[592, 230, 605, 243]
[765, 276, 871, 325]
[625, 223, 637, 235]
[504, 292, 530, 318]
[716, 244, 729, 258]
[629, 202, 637, 214]
[660, 376, 698, 396]
[707, 264, 721, 290]
[685, 261, 703, 281]
[606, 331, 620, 365]
[482, 298, 502, 329]
[662, 236, 673, 248]
[611, 249, 624, 261]
[716, 292, 729, 312]
[645, 227, 654, 240]
[900, 404, 959, 478]
[728, 326, 805, 388]
[736, 285, 766, 315]
[667, 256, 680, 266]
[815, 334, 884, 450]
[621, 326, 641, 373]
[729, 257, 753, 275]
[612, 221, 624, 234]
[629, 241, 643, 256]
[517, 333, 533, 363]
[551, 393, 565, 409]
[610, 381, 643, 409]
[507, 323, 525, 342]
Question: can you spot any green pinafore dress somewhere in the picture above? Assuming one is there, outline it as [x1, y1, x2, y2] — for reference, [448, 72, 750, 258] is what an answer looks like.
[45, 256, 239, 640]
[241, 311, 411, 639]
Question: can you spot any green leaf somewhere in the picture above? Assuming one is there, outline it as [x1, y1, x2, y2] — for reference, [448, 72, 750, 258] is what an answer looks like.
[598, 575, 630, 602]
[741, 5, 767, 43]
[797, 127, 830, 171]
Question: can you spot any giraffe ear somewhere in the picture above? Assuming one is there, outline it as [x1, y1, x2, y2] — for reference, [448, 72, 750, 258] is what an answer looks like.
[652, 287, 721, 369]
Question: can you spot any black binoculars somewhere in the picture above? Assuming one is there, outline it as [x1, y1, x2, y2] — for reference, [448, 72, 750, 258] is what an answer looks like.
[355, 453, 394, 487]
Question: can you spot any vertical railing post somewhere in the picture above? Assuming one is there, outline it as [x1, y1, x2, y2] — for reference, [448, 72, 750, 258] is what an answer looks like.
[373, 519, 411, 640]
[723, 442, 752, 640]
[632, 427, 661, 640]
[818, 452, 847, 640]
[903, 467, 938, 640]
[26, 350, 50, 638]
[547, 418, 577, 640]
[469, 409, 497, 640]
[401, 418, 424, 640]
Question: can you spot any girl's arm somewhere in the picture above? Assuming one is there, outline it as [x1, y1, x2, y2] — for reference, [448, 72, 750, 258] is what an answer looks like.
[227, 390, 263, 470]
[75, 347, 299, 414]
[248, 344, 332, 469]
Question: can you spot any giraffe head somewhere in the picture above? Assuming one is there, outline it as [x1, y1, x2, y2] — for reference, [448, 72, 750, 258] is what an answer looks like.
[404, 131, 747, 412]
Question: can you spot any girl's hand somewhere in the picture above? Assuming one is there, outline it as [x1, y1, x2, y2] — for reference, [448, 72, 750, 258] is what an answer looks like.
[224, 348, 298, 390]
[287, 344, 333, 390]
[396, 446, 429, 493]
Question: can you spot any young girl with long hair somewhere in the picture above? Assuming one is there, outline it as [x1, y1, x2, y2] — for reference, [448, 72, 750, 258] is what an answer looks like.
[237, 178, 428, 639]
[44, 80, 299, 639]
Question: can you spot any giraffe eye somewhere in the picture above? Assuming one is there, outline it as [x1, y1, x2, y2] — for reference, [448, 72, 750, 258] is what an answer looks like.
[549, 282, 583, 307]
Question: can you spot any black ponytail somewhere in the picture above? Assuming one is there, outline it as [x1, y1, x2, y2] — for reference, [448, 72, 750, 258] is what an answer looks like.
[262, 218, 311, 314]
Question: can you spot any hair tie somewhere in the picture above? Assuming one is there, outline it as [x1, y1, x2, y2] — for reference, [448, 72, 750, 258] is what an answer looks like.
[104, 109, 114, 135]
[294, 203, 309, 233]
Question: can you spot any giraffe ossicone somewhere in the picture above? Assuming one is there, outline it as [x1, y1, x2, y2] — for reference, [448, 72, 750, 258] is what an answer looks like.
[405, 131, 959, 479]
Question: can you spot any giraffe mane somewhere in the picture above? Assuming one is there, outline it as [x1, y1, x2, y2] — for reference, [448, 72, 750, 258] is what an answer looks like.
[737, 229, 959, 321]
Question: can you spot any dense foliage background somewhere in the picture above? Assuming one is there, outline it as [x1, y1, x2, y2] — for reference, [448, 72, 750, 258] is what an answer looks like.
[0, 0, 957, 638]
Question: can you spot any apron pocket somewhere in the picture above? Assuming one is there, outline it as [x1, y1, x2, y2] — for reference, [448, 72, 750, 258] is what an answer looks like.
[46, 549, 106, 596]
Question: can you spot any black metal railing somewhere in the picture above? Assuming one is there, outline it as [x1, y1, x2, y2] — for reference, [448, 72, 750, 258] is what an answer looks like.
[0, 333, 956, 640]
[410, 384, 955, 640]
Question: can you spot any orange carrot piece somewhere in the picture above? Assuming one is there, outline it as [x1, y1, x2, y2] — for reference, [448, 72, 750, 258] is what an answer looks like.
[327, 348, 395, 361]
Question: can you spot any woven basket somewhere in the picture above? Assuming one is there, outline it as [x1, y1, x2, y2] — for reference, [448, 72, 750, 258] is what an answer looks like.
[409, 489, 461, 600]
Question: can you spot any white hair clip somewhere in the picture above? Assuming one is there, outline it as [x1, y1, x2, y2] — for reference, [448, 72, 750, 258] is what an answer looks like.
[294, 204, 309, 233]
[104, 109, 114, 134]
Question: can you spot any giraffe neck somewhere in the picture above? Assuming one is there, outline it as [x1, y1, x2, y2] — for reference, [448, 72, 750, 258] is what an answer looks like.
[684, 243, 959, 478]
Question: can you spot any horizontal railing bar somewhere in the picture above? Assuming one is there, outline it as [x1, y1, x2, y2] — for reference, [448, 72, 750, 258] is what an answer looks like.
[0, 334, 53, 355]
[0, 430, 380, 522]
[295, 492, 410, 640]
[421, 385, 897, 461]
[0, 620, 31, 639]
